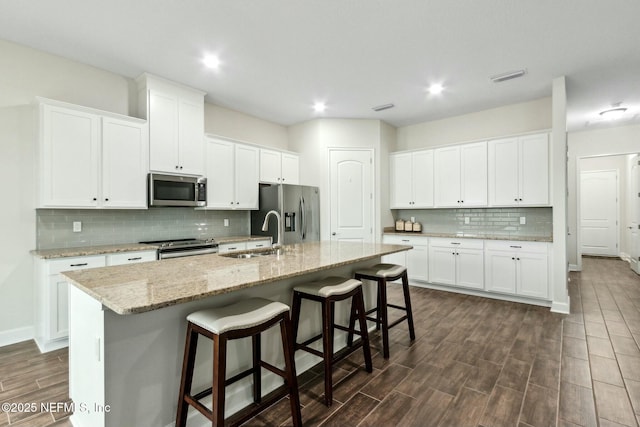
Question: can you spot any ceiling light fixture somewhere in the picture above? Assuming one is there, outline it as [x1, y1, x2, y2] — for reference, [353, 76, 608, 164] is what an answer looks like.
[203, 54, 220, 69]
[490, 69, 527, 83]
[427, 84, 444, 95]
[599, 107, 627, 120]
[372, 103, 394, 112]
[313, 102, 326, 113]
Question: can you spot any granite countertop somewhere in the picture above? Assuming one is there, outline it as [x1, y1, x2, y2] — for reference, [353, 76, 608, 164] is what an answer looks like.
[383, 230, 553, 242]
[62, 241, 411, 316]
[31, 236, 272, 259]
[31, 243, 160, 259]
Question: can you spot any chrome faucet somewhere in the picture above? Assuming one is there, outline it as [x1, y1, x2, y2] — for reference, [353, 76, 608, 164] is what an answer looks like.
[261, 210, 283, 249]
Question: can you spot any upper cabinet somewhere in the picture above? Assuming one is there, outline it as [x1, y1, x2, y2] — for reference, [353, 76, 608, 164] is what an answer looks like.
[136, 73, 205, 176]
[434, 141, 487, 207]
[390, 150, 434, 208]
[488, 133, 549, 206]
[38, 99, 148, 209]
[259, 148, 299, 184]
[204, 137, 259, 210]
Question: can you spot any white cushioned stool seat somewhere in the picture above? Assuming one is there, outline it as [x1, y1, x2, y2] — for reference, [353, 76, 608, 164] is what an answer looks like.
[187, 297, 289, 334]
[294, 276, 362, 297]
[354, 263, 406, 278]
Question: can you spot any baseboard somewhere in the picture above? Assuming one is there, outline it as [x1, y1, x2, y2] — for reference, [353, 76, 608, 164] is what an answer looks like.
[0, 326, 34, 348]
[619, 252, 631, 263]
[551, 297, 570, 314]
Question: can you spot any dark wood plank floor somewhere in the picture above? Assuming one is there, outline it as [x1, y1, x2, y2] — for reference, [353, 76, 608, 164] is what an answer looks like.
[1, 257, 639, 426]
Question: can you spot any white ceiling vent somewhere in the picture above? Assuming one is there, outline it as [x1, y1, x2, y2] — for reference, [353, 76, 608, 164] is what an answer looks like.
[372, 103, 394, 112]
[490, 69, 527, 83]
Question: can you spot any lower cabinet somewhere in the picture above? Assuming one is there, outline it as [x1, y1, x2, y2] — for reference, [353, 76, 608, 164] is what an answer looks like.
[218, 239, 272, 254]
[381, 234, 551, 303]
[428, 238, 484, 289]
[381, 235, 428, 282]
[35, 250, 156, 353]
[484, 241, 549, 299]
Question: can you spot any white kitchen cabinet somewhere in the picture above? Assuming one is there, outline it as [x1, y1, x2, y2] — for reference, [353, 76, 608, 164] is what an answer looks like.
[488, 133, 549, 206]
[205, 137, 259, 209]
[101, 117, 149, 208]
[218, 239, 271, 254]
[428, 238, 484, 289]
[434, 142, 487, 207]
[38, 99, 148, 209]
[246, 239, 272, 250]
[35, 250, 157, 353]
[381, 234, 429, 282]
[390, 150, 434, 208]
[137, 73, 205, 176]
[259, 149, 300, 185]
[484, 241, 549, 299]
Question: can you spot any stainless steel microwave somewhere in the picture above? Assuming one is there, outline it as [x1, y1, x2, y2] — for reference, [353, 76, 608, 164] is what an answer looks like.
[148, 173, 207, 207]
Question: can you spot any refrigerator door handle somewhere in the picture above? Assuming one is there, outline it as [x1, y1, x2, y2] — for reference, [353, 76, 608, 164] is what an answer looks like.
[300, 196, 306, 240]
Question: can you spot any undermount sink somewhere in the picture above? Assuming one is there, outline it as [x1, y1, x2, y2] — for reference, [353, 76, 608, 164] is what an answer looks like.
[220, 248, 283, 259]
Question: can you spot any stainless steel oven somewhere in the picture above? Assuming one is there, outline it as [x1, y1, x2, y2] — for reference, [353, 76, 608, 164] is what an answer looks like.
[140, 238, 218, 259]
[148, 173, 207, 207]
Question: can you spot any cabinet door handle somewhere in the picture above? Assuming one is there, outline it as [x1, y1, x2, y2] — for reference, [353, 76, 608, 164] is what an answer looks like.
[175, 166, 179, 169]
[401, 239, 410, 242]
[512, 257, 515, 260]
[70, 263, 88, 267]
[105, 198, 109, 201]
[127, 257, 142, 261]
[179, 166, 183, 170]
[516, 257, 520, 261]
[509, 245, 521, 248]
[451, 242, 461, 245]
[514, 198, 518, 201]
[255, 244, 264, 247]
[92, 198, 97, 201]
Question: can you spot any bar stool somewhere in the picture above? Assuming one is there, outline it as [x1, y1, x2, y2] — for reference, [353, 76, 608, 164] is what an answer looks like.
[176, 297, 302, 427]
[291, 276, 372, 406]
[354, 264, 416, 359]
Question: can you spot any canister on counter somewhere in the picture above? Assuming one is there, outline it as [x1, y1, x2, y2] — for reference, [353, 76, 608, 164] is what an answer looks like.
[412, 222, 422, 232]
[395, 219, 405, 231]
[404, 220, 413, 232]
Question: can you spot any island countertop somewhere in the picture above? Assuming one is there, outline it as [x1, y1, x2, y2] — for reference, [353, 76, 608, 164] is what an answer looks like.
[62, 241, 411, 315]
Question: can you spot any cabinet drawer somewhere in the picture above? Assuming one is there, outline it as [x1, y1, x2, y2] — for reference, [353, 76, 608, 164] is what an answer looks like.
[48, 255, 106, 275]
[430, 237, 484, 250]
[218, 242, 247, 253]
[485, 240, 548, 253]
[107, 250, 157, 265]
[383, 234, 428, 245]
[246, 239, 271, 250]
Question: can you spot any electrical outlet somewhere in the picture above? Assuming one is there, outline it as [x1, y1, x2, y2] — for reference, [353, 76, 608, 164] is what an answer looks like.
[410, 216, 415, 223]
[464, 217, 470, 225]
[73, 221, 82, 232]
[223, 219, 229, 227]
[520, 216, 526, 225]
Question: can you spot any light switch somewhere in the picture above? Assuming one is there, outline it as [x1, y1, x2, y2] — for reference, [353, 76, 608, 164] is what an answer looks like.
[520, 217, 526, 225]
[73, 221, 82, 232]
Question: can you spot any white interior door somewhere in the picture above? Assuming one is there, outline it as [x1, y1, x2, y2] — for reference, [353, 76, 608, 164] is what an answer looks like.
[580, 170, 618, 256]
[329, 149, 373, 242]
[631, 155, 640, 274]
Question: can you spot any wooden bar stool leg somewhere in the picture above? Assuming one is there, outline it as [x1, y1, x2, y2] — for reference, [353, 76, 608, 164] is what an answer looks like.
[252, 334, 261, 404]
[378, 278, 391, 359]
[375, 287, 381, 330]
[291, 291, 302, 349]
[176, 324, 198, 427]
[280, 315, 303, 427]
[321, 299, 335, 406]
[346, 295, 357, 347]
[355, 290, 373, 372]
[212, 334, 227, 427]
[401, 271, 416, 341]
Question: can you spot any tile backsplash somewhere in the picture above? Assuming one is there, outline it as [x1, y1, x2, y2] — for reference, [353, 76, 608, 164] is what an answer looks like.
[36, 208, 250, 249]
[393, 207, 552, 238]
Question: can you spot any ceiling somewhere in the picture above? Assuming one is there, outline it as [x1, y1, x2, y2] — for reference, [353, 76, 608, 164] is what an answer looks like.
[1, 1, 639, 131]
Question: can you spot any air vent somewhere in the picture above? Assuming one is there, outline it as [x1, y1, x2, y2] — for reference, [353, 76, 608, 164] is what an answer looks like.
[490, 69, 527, 83]
[372, 103, 394, 112]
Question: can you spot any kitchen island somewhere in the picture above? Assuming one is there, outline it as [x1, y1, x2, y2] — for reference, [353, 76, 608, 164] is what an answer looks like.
[62, 241, 411, 427]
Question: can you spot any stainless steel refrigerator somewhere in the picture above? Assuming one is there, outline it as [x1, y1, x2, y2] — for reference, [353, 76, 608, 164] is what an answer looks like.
[250, 184, 320, 244]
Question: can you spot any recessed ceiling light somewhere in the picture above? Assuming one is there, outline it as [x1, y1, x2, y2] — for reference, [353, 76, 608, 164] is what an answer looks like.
[490, 69, 527, 83]
[599, 107, 627, 120]
[313, 102, 326, 113]
[203, 55, 220, 69]
[428, 84, 444, 95]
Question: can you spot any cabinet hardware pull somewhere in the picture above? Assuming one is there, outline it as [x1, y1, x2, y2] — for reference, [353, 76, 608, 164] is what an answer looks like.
[255, 244, 264, 247]
[512, 257, 515, 260]
[519, 198, 522, 201]
[509, 245, 521, 248]
[175, 166, 179, 169]
[127, 257, 142, 261]
[179, 166, 183, 170]
[401, 239, 410, 242]
[229, 247, 237, 250]
[516, 257, 520, 261]
[451, 242, 461, 245]
[105, 198, 109, 201]
[514, 198, 518, 201]
[92, 198, 97, 201]
[70, 263, 88, 267]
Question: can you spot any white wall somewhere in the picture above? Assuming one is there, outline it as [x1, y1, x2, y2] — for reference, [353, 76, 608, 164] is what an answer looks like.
[396, 97, 552, 150]
[288, 118, 393, 241]
[204, 104, 288, 149]
[0, 39, 290, 345]
[567, 123, 640, 269]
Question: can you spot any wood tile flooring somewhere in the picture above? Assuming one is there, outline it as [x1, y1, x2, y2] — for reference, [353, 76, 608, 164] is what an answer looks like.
[1, 256, 638, 426]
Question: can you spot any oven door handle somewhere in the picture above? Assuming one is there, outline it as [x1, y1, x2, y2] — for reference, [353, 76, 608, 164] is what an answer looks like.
[159, 247, 218, 259]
